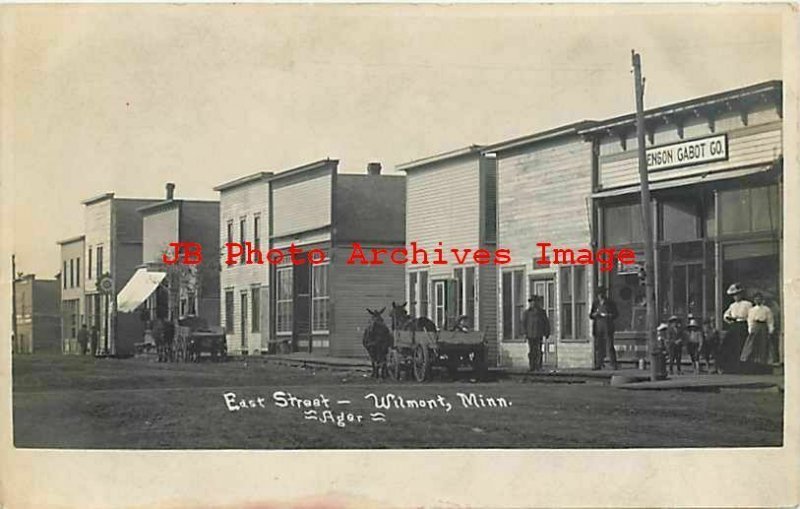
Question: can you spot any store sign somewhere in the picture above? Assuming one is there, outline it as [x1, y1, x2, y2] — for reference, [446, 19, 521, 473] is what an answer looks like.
[646, 134, 728, 172]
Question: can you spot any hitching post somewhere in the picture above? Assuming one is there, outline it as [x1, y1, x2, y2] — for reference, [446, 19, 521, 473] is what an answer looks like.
[632, 50, 659, 381]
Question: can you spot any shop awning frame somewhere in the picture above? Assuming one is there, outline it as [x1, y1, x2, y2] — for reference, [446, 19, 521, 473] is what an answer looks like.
[116, 268, 167, 313]
[591, 164, 776, 199]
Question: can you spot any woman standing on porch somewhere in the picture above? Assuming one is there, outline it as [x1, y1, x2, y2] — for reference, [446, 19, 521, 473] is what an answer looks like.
[722, 283, 752, 373]
[740, 292, 774, 370]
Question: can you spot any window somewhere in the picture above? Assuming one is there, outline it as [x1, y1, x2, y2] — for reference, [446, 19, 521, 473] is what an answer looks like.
[251, 287, 260, 333]
[604, 203, 644, 245]
[311, 264, 330, 333]
[660, 200, 700, 242]
[253, 214, 261, 251]
[408, 272, 417, 318]
[501, 268, 524, 340]
[87, 247, 92, 280]
[75, 258, 80, 287]
[560, 266, 587, 340]
[63, 262, 67, 289]
[408, 270, 430, 319]
[433, 280, 446, 330]
[276, 267, 293, 334]
[224, 290, 234, 333]
[96, 246, 103, 279]
[239, 217, 246, 265]
[240, 292, 248, 348]
[69, 259, 74, 288]
[187, 292, 196, 316]
[226, 221, 234, 268]
[719, 184, 780, 235]
[453, 267, 478, 330]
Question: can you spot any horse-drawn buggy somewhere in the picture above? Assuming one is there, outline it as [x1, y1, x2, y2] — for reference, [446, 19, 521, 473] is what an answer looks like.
[174, 317, 227, 362]
[362, 302, 488, 382]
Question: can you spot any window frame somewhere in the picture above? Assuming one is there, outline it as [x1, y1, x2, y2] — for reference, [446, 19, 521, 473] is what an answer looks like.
[224, 290, 235, 334]
[251, 286, 261, 333]
[501, 266, 525, 342]
[311, 262, 330, 334]
[559, 265, 588, 341]
[275, 266, 293, 335]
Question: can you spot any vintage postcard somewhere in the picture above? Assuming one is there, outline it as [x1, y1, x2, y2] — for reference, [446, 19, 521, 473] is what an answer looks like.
[1, 3, 798, 508]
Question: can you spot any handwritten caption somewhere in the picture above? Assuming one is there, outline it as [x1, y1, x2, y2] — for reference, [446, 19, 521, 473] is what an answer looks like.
[222, 391, 513, 428]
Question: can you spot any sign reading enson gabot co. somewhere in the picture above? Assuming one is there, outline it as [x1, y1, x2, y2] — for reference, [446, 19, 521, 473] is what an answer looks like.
[646, 134, 728, 172]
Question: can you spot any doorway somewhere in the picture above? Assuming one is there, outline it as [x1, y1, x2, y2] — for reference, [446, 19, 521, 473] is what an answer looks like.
[529, 276, 557, 367]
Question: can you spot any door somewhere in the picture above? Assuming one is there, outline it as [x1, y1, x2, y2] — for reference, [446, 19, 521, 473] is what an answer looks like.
[240, 292, 248, 352]
[530, 277, 557, 367]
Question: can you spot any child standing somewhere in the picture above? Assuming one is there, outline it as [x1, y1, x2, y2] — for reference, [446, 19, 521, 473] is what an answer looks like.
[666, 315, 683, 374]
[701, 318, 720, 374]
[685, 318, 703, 374]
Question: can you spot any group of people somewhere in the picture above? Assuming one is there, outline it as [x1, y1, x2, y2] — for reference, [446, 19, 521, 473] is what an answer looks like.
[521, 282, 777, 375]
[76, 323, 100, 356]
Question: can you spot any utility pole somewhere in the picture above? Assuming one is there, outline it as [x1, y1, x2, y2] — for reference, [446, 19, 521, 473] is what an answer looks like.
[632, 50, 659, 381]
[11, 254, 18, 353]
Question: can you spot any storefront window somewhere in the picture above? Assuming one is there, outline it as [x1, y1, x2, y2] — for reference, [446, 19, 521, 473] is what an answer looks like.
[719, 185, 780, 235]
[722, 240, 780, 333]
[604, 203, 644, 246]
[661, 200, 700, 242]
[502, 269, 524, 341]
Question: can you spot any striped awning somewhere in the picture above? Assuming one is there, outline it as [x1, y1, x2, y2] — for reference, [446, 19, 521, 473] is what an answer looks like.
[116, 268, 166, 313]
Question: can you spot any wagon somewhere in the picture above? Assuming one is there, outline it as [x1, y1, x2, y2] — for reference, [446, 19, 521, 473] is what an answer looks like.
[387, 327, 487, 382]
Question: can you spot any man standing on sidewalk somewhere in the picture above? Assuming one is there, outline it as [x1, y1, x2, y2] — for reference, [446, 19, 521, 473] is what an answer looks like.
[590, 286, 618, 370]
[522, 295, 550, 372]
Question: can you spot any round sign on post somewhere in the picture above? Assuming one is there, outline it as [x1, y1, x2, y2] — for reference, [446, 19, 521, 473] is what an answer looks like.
[98, 275, 114, 294]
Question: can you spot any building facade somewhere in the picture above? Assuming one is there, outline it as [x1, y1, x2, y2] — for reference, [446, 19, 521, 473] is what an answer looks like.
[133, 184, 221, 328]
[267, 159, 406, 357]
[398, 147, 499, 366]
[215, 172, 272, 355]
[82, 193, 160, 356]
[58, 235, 86, 353]
[581, 80, 783, 362]
[489, 122, 597, 369]
[13, 274, 61, 354]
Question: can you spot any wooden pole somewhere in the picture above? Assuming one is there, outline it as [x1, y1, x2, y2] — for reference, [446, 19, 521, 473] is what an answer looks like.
[632, 50, 659, 381]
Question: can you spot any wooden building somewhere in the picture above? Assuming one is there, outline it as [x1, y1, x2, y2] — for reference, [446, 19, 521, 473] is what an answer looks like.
[57, 235, 86, 353]
[398, 147, 499, 366]
[580, 80, 783, 363]
[82, 193, 160, 356]
[268, 159, 406, 357]
[487, 122, 597, 369]
[13, 274, 61, 354]
[125, 183, 221, 327]
[215, 172, 273, 355]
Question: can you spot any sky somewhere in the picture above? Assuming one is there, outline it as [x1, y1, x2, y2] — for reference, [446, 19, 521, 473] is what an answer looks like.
[1, 4, 785, 277]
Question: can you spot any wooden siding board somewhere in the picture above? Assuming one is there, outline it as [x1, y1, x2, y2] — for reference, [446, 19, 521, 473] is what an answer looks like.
[273, 173, 332, 237]
[219, 180, 270, 354]
[329, 245, 405, 358]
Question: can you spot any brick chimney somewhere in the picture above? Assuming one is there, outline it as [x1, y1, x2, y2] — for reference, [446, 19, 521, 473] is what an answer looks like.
[367, 162, 382, 176]
[166, 183, 175, 200]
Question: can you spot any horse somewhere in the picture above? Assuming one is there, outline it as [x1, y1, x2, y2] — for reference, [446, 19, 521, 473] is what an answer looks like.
[389, 301, 437, 333]
[363, 307, 393, 379]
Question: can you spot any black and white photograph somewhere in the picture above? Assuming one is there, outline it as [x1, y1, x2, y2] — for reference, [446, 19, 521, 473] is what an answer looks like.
[1, 3, 798, 508]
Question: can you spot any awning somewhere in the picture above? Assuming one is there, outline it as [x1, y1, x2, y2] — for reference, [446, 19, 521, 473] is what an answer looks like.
[116, 268, 166, 313]
[592, 164, 775, 199]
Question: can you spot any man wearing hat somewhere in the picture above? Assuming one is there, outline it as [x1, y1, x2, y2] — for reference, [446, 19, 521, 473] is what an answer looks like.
[666, 315, 684, 375]
[722, 283, 752, 373]
[522, 294, 550, 371]
[590, 286, 618, 370]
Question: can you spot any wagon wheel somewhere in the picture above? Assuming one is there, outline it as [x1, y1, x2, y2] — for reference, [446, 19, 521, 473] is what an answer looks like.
[413, 344, 431, 382]
[387, 348, 403, 381]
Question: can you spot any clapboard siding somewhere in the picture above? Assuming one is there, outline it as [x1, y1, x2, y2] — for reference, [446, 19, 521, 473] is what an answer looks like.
[219, 180, 270, 354]
[329, 245, 405, 358]
[479, 264, 498, 367]
[273, 173, 332, 237]
[496, 135, 595, 369]
[598, 102, 782, 191]
[406, 156, 481, 279]
[84, 199, 112, 289]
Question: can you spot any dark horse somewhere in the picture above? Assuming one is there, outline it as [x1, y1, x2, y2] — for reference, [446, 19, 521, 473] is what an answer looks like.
[389, 301, 437, 333]
[363, 307, 393, 379]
